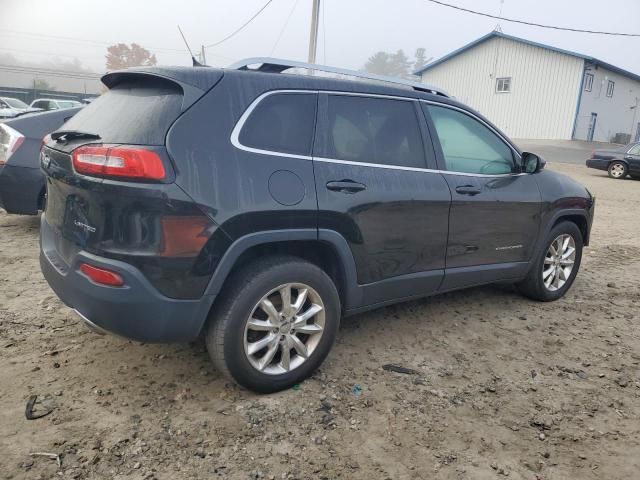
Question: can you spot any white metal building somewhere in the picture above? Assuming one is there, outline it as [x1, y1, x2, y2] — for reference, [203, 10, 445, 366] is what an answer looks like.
[415, 32, 640, 143]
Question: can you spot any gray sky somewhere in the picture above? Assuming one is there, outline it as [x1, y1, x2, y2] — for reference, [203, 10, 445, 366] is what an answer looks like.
[1, 0, 639, 74]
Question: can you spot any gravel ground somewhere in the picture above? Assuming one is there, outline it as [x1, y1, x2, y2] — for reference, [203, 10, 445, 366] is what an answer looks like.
[1, 163, 639, 480]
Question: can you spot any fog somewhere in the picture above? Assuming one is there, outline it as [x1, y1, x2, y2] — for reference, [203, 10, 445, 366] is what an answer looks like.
[1, 0, 639, 75]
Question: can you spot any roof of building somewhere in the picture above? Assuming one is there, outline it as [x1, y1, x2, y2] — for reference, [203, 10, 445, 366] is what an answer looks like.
[414, 31, 640, 83]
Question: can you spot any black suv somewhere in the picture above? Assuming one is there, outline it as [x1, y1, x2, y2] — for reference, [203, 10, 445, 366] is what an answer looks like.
[39, 59, 595, 392]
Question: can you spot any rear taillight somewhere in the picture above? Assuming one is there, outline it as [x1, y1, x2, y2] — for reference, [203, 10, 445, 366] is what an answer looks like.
[72, 145, 166, 180]
[160, 216, 212, 257]
[0, 124, 25, 166]
[80, 263, 125, 287]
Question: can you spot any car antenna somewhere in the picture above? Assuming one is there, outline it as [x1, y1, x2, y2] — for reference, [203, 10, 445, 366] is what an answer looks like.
[178, 25, 204, 67]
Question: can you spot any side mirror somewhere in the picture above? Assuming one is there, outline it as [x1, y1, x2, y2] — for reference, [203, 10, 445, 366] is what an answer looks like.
[521, 152, 546, 174]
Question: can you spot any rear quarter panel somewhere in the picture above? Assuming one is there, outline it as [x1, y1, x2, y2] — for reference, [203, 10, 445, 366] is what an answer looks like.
[166, 73, 319, 240]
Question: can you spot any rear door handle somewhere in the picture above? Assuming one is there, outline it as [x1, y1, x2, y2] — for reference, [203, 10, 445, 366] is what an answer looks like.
[455, 185, 481, 196]
[625, 155, 634, 160]
[326, 180, 366, 194]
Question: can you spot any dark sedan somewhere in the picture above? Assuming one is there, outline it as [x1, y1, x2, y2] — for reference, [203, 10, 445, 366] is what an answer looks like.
[586, 142, 640, 179]
[0, 107, 81, 214]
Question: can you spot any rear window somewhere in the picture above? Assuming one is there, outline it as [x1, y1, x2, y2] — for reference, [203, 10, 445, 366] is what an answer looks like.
[60, 78, 183, 145]
[238, 92, 317, 156]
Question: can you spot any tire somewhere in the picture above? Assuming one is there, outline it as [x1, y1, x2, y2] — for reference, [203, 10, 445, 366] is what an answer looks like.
[608, 161, 628, 179]
[517, 221, 583, 302]
[205, 255, 340, 393]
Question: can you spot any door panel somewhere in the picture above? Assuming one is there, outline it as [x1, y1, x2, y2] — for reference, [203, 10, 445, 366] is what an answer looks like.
[314, 93, 450, 289]
[315, 161, 451, 284]
[423, 102, 541, 287]
[443, 172, 541, 269]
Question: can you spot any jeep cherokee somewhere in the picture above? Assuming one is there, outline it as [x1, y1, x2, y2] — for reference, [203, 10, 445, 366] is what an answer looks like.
[39, 59, 595, 393]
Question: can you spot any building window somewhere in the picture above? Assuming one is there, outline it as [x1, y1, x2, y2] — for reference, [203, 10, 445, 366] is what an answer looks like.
[496, 77, 511, 93]
[606, 80, 615, 97]
[584, 73, 594, 92]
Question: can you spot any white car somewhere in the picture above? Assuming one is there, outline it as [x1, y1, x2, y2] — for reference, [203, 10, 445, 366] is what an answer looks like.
[30, 98, 83, 111]
[0, 97, 33, 119]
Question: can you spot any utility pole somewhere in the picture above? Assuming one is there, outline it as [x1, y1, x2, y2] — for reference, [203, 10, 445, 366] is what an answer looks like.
[200, 45, 207, 65]
[308, 0, 320, 65]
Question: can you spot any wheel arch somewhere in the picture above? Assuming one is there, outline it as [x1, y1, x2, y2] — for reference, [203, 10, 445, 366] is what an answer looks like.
[549, 210, 590, 246]
[203, 229, 360, 311]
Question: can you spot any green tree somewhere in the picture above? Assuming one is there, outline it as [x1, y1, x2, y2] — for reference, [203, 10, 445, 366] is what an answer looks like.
[105, 43, 157, 70]
[363, 49, 422, 80]
[34, 79, 54, 91]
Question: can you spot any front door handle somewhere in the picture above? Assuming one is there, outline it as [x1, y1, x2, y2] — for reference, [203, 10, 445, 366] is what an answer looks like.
[455, 185, 481, 196]
[326, 180, 366, 194]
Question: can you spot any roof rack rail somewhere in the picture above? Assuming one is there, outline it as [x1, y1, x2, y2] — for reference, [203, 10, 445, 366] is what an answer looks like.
[228, 57, 449, 97]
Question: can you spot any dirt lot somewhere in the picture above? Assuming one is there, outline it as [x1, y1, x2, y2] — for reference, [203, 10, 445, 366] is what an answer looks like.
[1, 163, 639, 480]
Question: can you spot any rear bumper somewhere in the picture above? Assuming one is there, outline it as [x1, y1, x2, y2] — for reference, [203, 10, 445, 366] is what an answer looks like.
[40, 215, 215, 343]
[0, 165, 43, 215]
[585, 159, 609, 171]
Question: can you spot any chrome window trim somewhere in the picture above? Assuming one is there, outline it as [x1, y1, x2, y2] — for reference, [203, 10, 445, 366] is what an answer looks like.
[230, 89, 525, 178]
[626, 144, 640, 155]
[420, 99, 521, 157]
[230, 89, 315, 161]
[313, 156, 525, 178]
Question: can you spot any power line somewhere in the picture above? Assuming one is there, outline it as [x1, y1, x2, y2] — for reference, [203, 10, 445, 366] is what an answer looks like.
[0, 65, 101, 79]
[0, 46, 99, 63]
[0, 29, 235, 63]
[423, 0, 640, 37]
[0, 29, 188, 53]
[270, 0, 300, 56]
[205, 0, 274, 48]
[321, 0, 327, 63]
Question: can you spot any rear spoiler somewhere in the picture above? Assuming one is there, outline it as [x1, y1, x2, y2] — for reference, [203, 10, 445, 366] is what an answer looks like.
[101, 67, 224, 110]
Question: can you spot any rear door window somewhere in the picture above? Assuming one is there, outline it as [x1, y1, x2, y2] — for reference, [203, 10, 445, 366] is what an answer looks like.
[238, 92, 317, 156]
[425, 104, 515, 175]
[60, 78, 184, 145]
[323, 95, 426, 168]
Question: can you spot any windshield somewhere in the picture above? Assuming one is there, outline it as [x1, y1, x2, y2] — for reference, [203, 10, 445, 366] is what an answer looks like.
[3, 98, 28, 109]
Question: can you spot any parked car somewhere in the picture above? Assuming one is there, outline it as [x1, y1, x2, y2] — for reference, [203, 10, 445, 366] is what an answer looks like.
[30, 98, 82, 111]
[586, 142, 640, 179]
[0, 96, 43, 119]
[0, 96, 29, 112]
[0, 107, 81, 214]
[39, 60, 595, 393]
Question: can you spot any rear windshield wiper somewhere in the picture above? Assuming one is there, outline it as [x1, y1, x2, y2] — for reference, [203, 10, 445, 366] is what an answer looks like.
[51, 130, 101, 142]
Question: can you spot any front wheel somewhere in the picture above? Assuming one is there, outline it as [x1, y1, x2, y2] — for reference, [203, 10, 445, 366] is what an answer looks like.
[205, 255, 340, 393]
[608, 161, 628, 179]
[517, 221, 583, 301]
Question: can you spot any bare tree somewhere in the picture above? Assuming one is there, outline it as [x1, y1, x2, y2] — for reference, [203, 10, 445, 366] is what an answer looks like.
[413, 48, 431, 73]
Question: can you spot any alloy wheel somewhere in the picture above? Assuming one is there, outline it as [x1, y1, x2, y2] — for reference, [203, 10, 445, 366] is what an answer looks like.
[542, 234, 576, 291]
[243, 283, 325, 375]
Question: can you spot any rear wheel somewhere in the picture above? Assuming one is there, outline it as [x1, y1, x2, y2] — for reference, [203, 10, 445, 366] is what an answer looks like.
[608, 161, 628, 179]
[205, 255, 340, 393]
[517, 221, 583, 301]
